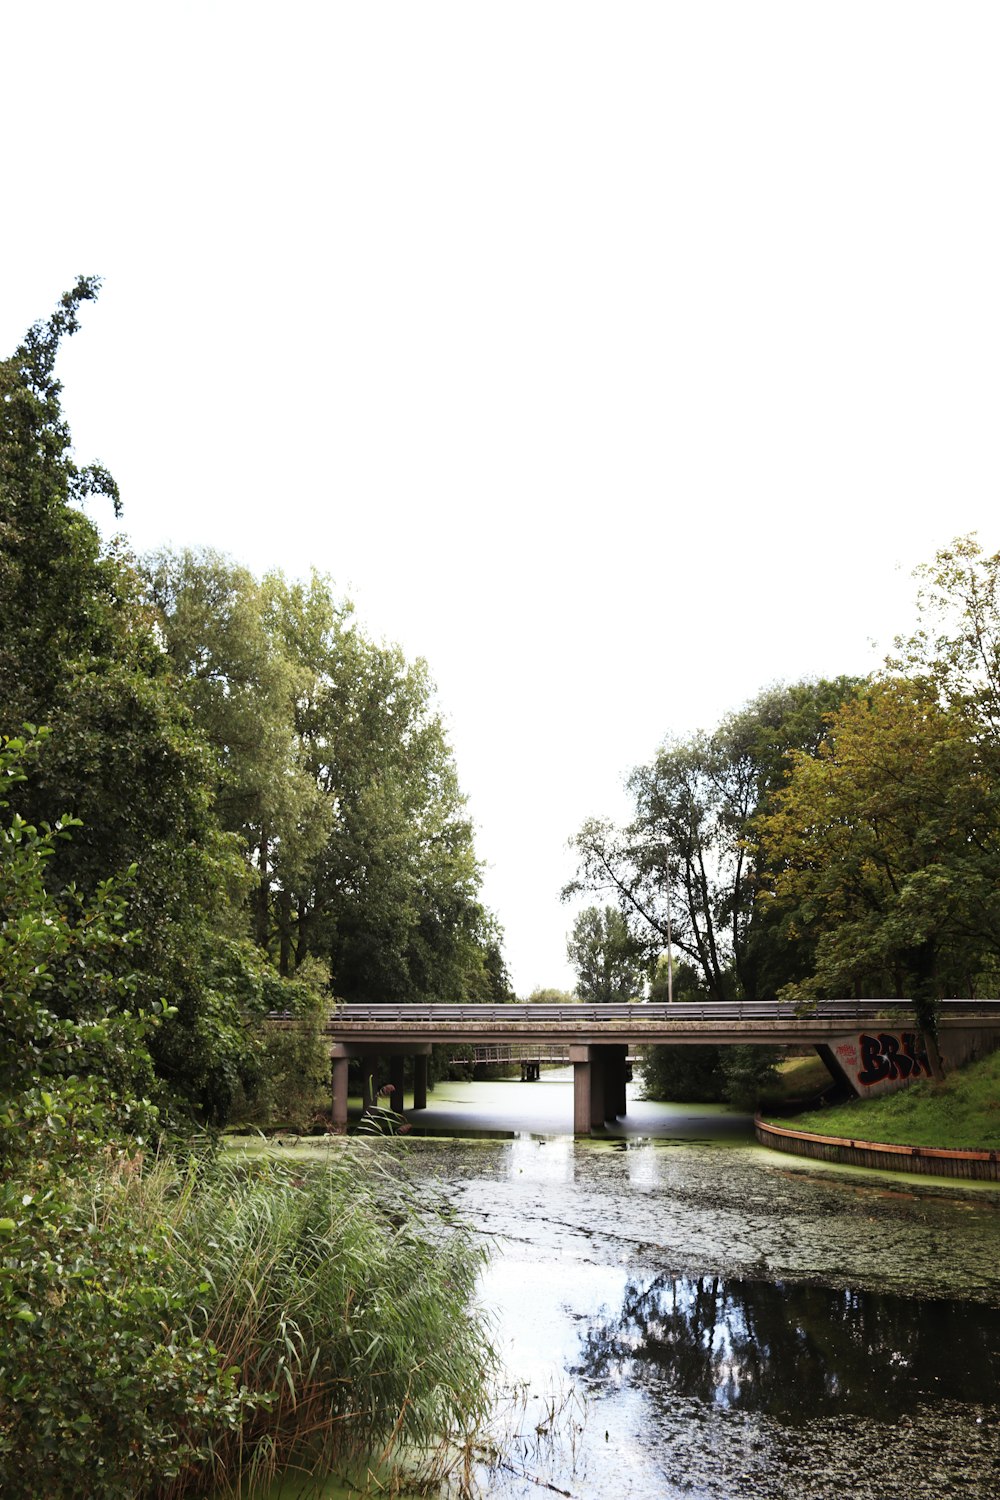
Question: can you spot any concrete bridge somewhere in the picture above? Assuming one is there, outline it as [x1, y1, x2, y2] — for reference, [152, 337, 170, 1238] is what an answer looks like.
[270, 999, 1000, 1136]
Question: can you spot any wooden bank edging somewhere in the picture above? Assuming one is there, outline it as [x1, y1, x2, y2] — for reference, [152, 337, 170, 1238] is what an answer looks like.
[754, 1115, 1000, 1182]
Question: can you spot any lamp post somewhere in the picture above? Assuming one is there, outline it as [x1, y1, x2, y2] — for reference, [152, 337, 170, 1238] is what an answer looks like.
[665, 844, 674, 1004]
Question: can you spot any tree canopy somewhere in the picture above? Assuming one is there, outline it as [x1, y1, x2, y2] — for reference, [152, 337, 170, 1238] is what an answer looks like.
[566, 904, 645, 1003]
[146, 548, 507, 1005]
[565, 678, 861, 1004]
[0, 284, 510, 1126]
[566, 537, 1000, 1069]
[761, 665, 1000, 1026]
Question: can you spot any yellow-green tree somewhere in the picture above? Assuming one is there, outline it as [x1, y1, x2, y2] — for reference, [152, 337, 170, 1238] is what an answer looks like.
[759, 677, 1000, 1038]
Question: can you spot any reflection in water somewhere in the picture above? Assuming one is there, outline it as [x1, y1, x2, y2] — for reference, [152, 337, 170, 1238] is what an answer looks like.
[507, 1133, 577, 1183]
[575, 1273, 1000, 1421]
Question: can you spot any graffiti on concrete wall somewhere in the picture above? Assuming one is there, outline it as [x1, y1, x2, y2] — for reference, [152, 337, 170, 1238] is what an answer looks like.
[829, 1031, 931, 1096]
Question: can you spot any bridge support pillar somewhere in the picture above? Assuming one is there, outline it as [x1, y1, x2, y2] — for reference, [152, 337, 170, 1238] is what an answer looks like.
[331, 1047, 349, 1134]
[389, 1055, 406, 1109]
[569, 1045, 591, 1135]
[604, 1046, 628, 1120]
[570, 1045, 629, 1134]
[329, 1042, 433, 1128]
[361, 1059, 380, 1115]
[590, 1047, 607, 1129]
[413, 1053, 428, 1110]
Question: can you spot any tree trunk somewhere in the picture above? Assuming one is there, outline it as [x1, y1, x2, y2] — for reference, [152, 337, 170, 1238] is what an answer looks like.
[255, 823, 270, 950]
[278, 888, 292, 977]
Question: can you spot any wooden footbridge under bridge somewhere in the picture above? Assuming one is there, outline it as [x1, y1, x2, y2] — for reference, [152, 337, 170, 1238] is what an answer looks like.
[446, 1042, 595, 1080]
[268, 999, 1000, 1136]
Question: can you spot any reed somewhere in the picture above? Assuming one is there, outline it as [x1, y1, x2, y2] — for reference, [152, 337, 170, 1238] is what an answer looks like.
[90, 1144, 498, 1497]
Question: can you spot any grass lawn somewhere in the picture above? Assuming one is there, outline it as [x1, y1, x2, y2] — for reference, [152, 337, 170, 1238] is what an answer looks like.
[762, 1049, 1000, 1151]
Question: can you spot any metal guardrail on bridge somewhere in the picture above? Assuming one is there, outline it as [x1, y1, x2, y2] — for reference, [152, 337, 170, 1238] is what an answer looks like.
[306, 998, 1000, 1025]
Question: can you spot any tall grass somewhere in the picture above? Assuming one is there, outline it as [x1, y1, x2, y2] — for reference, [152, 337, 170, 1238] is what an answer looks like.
[88, 1144, 498, 1497]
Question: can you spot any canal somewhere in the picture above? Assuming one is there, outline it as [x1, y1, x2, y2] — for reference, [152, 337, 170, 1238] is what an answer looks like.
[270, 1069, 1000, 1499]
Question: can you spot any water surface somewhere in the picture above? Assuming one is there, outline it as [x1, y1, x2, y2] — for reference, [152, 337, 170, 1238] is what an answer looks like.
[262, 1072, 1000, 1499]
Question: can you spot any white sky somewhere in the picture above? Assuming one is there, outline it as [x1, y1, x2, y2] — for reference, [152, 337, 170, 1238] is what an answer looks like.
[3, 3, 999, 994]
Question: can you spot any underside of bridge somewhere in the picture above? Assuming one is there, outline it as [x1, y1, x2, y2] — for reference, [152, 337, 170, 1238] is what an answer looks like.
[327, 1040, 631, 1135]
[329, 1042, 433, 1132]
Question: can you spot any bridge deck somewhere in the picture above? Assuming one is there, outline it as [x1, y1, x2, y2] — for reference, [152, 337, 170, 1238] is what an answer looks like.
[286, 998, 1000, 1048]
[270, 1000, 1000, 1137]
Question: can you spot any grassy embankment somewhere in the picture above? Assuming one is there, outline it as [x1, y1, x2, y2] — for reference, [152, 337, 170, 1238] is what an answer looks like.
[761, 1049, 1000, 1151]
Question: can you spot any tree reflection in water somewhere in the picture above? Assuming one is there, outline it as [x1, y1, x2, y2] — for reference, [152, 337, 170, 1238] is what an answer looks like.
[574, 1274, 1000, 1421]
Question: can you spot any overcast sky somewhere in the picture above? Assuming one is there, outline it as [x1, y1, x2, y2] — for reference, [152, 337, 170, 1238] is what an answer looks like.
[4, 3, 999, 993]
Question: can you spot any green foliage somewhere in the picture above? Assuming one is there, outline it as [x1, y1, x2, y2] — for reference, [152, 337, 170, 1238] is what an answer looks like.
[24, 662, 263, 1122]
[148, 547, 505, 1008]
[1, 1144, 498, 1499]
[639, 1045, 727, 1103]
[0, 730, 251, 1497]
[0, 287, 265, 1124]
[230, 959, 334, 1130]
[0, 1158, 256, 1500]
[0, 731, 160, 1171]
[565, 678, 862, 1003]
[648, 955, 705, 1004]
[759, 678, 1000, 1028]
[567, 904, 645, 1003]
[718, 1046, 780, 1112]
[639, 1043, 779, 1110]
[143, 550, 333, 960]
[0, 285, 501, 1500]
[890, 533, 1000, 738]
[0, 277, 126, 724]
[176, 1146, 496, 1486]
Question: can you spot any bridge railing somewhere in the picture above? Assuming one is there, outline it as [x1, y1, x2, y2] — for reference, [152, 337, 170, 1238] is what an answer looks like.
[449, 1043, 573, 1064]
[264, 998, 1000, 1026]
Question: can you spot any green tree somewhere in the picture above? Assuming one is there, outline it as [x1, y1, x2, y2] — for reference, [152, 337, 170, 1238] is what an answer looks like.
[0, 732, 262, 1496]
[148, 549, 504, 1006]
[648, 954, 706, 1003]
[566, 679, 860, 1002]
[567, 904, 645, 1003]
[889, 534, 1000, 737]
[759, 677, 1000, 1052]
[144, 550, 332, 963]
[0, 730, 159, 1172]
[0, 277, 124, 725]
[0, 286, 270, 1122]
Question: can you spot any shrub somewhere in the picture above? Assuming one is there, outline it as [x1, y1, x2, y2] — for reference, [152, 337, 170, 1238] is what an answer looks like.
[0, 1154, 258, 1500]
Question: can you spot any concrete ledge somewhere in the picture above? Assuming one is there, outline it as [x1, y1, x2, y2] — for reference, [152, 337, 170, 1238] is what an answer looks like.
[755, 1115, 1000, 1182]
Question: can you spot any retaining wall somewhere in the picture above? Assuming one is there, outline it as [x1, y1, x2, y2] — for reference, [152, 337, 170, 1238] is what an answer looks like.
[755, 1115, 1000, 1182]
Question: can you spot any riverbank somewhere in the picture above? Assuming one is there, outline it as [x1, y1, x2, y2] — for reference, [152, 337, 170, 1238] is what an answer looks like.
[755, 1115, 999, 1180]
[762, 1048, 1000, 1146]
[757, 1048, 1000, 1179]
